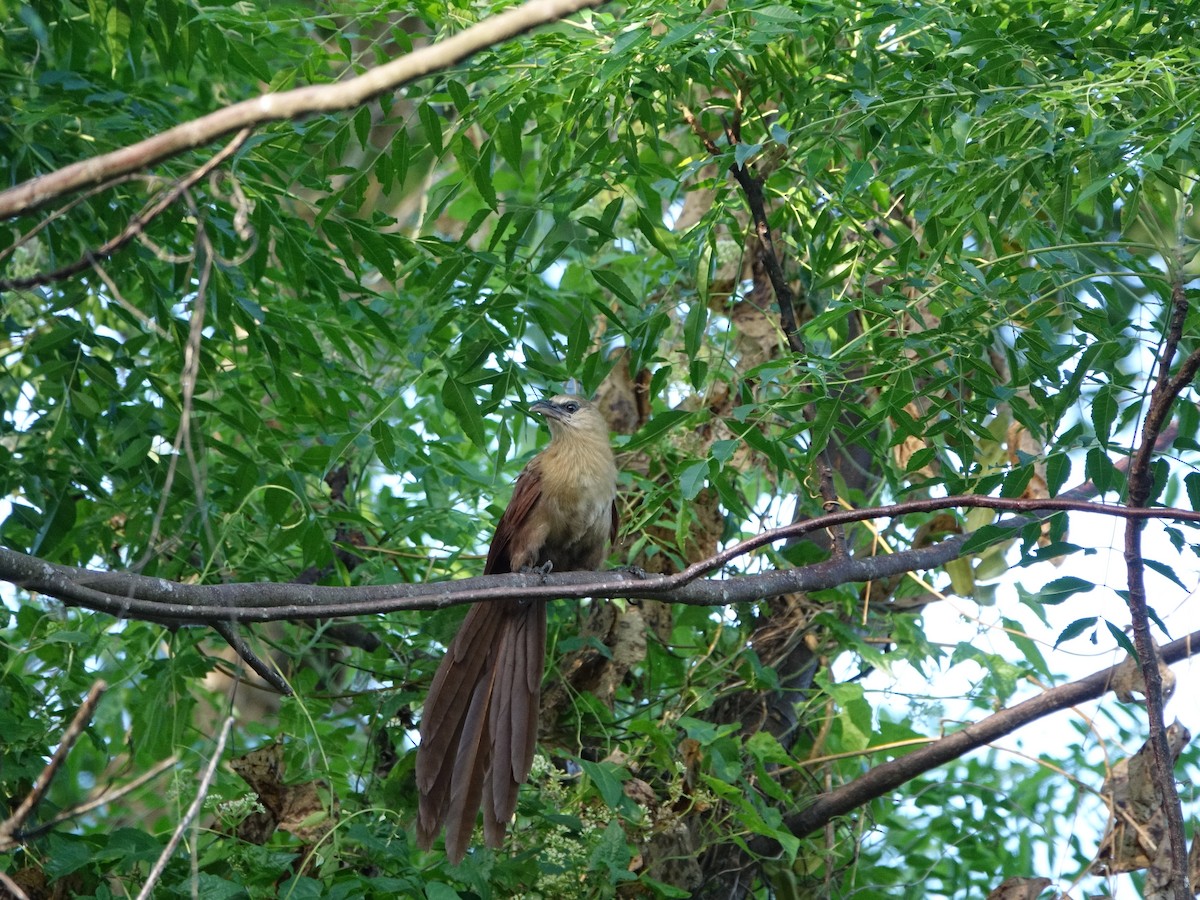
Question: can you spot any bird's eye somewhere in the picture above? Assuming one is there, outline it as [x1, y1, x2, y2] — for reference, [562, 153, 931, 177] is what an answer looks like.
[563, 401, 580, 414]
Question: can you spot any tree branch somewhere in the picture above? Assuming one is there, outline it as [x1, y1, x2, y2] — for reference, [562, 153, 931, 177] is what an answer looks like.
[2, 494, 1198, 625]
[765, 626, 1200, 848]
[1120, 275, 1200, 898]
[0, 0, 608, 220]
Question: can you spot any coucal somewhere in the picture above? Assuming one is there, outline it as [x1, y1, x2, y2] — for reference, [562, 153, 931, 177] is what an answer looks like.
[416, 394, 618, 862]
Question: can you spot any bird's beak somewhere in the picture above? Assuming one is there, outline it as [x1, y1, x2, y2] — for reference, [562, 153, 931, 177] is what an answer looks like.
[529, 399, 566, 421]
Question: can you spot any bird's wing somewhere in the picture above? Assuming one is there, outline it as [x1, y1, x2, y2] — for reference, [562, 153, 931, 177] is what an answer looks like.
[484, 461, 543, 575]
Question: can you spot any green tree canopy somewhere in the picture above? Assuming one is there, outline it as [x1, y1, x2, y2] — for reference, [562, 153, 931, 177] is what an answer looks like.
[2, 0, 1200, 896]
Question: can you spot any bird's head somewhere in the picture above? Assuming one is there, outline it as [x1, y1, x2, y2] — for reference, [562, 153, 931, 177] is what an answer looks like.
[529, 394, 607, 439]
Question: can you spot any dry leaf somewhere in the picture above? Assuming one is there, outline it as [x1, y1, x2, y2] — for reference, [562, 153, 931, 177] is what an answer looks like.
[230, 741, 337, 846]
[1093, 720, 1190, 877]
[1111, 640, 1176, 705]
[624, 777, 656, 807]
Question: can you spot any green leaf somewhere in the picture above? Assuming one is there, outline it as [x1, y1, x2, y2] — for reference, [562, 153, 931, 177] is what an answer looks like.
[579, 759, 628, 810]
[471, 140, 498, 210]
[999, 465, 1034, 498]
[1038, 576, 1095, 604]
[591, 267, 640, 306]
[1091, 384, 1118, 447]
[636, 209, 674, 257]
[1001, 616, 1050, 677]
[1054, 617, 1097, 648]
[680, 460, 708, 500]
[1085, 447, 1122, 495]
[1044, 453, 1070, 496]
[353, 105, 371, 151]
[733, 141, 762, 169]
[1144, 557, 1187, 590]
[696, 241, 713, 307]
[684, 300, 707, 361]
[960, 522, 1024, 555]
[1186, 471, 1200, 511]
[1105, 620, 1138, 659]
[447, 78, 470, 114]
[637, 877, 692, 898]
[441, 377, 486, 449]
[419, 102, 443, 155]
[624, 410, 693, 450]
[588, 819, 634, 881]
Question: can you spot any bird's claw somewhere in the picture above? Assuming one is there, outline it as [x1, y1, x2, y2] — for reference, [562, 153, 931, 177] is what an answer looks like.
[623, 565, 648, 580]
[519, 561, 554, 582]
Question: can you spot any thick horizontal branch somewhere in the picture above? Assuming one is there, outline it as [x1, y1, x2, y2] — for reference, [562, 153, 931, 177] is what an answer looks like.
[1, 494, 1197, 626]
[770, 627, 1200, 846]
[0, 0, 605, 219]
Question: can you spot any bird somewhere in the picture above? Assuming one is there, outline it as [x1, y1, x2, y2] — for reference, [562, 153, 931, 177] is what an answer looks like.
[416, 394, 618, 863]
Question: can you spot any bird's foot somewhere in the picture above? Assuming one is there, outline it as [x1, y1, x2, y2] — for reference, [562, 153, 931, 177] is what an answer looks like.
[519, 561, 554, 581]
[622, 565, 648, 579]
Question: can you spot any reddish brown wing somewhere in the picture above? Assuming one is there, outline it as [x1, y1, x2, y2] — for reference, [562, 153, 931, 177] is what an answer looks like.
[484, 461, 543, 575]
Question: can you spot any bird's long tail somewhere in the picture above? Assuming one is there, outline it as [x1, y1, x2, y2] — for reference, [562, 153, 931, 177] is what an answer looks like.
[416, 598, 547, 862]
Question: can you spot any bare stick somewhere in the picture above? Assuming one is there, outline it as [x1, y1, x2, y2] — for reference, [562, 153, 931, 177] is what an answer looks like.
[212, 621, 292, 695]
[0, 871, 31, 900]
[135, 715, 235, 900]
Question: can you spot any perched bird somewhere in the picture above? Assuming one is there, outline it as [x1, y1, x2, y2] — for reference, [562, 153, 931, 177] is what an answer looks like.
[416, 394, 618, 862]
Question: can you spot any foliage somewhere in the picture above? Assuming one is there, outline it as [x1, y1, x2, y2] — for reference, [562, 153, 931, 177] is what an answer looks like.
[2, 0, 1199, 896]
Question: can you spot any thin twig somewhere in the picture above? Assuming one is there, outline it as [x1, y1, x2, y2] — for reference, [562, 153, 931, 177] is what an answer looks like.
[135, 715, 235, 900]
[15, 755, 180, 842]
[0, 172, 145, 265]
[212, 621, 292, 695]
[183, 229, 218, 560]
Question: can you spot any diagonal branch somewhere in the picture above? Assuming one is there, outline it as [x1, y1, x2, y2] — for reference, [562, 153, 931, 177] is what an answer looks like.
[135, 715, 235, 900]
[680, 102, 805, 354]
[0, 681, 107, 852]
[0, 0, 608, 220]
[764, 626, 1200, 848]
[12, 754, 179, 844]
